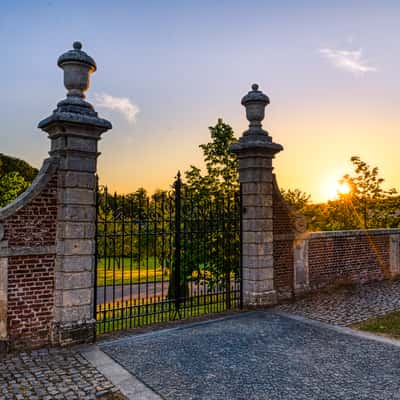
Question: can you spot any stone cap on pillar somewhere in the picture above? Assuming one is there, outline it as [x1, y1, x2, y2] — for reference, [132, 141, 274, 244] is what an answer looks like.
[230, 84, 283, 155]
[38, 42, 112, 133]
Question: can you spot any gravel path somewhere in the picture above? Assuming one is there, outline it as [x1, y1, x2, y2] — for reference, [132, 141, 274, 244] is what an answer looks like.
[276, 280, 400, 326]
[100, 311, 400, 400]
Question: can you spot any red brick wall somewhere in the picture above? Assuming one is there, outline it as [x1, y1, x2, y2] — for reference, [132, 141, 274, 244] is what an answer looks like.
[3, 173, 58, 349]
[7, 254, 55, 348]
[272, 178, 295, 300]
[308, 233, 390, 289]
[3, 174, 57, 246]
[274, 239, 294, 299]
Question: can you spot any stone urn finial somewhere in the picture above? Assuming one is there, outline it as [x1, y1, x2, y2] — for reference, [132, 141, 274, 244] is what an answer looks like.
[241, 83, 270, 136]
[57, 41, 97, 99]
[38, 41, 111, 131]
[230, 83, 282, 154]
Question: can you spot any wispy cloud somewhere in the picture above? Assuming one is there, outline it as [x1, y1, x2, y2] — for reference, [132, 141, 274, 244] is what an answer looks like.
[93, 93, 139, 123]
[319, 48, 376, 74]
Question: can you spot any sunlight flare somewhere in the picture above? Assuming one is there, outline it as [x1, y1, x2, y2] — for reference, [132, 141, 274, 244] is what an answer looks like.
[323, 177, 351, 201]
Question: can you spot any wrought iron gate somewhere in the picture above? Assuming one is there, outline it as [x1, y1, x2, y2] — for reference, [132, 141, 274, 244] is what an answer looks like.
[95, 174, 242, 333]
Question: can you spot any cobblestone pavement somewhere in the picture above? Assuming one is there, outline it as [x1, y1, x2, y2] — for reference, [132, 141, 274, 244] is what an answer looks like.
[276, 279, 400, 326]
[0, 347, 119, 400]
[100, 311, 400, 400]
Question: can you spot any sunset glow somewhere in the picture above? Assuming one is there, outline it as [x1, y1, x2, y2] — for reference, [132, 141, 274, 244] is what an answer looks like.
[2, 1, 400, 204]
[323, 178, 351, 201]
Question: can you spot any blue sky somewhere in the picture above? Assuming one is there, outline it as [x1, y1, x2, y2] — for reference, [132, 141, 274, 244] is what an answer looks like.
[1, 0, 400, 201]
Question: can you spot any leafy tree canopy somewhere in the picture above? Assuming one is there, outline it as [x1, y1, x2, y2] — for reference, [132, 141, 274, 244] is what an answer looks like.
[284, 156, 400, 231]
[0, 154, 38, 208]
[0, 171, 30, 208]
[0, 153, 38, 181]
[280, 188, 311, 214]
[184, 118, 238, 197]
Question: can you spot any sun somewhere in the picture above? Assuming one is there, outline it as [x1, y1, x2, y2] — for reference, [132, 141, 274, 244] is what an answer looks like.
[337, 181, 350, 195]
[323, 178, 351, 201]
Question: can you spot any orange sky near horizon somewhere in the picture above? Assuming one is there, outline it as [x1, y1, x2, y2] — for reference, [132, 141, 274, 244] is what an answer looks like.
[96, 97, 400, 204]
[3, 1, 400, 204]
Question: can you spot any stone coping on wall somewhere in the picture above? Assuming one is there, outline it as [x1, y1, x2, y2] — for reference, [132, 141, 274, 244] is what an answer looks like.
[0, 157, 58, 221]
[305, 228, 400, 240]
[0, 245, 56, 258]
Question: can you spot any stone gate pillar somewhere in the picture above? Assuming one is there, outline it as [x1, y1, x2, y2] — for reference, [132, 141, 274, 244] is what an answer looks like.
[38, 42, 111, 345]
[231, 84, 283, 307]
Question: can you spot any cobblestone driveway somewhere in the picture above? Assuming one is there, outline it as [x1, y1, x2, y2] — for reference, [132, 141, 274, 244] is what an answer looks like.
[277, 279, 400, 326]
[100, 311, 400, 400]
[0, 347, 119, 400]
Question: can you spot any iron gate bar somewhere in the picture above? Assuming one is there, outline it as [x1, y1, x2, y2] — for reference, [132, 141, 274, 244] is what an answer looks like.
[95, 174, 242, 333]
[174, 172, 182, 317]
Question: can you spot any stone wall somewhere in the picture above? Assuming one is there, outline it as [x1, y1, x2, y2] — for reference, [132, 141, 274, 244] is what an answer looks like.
[0, 158, 58, 350]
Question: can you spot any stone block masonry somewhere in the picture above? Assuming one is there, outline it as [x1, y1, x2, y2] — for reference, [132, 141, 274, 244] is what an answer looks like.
[0, 42, 111, 351]
[231, 84, 283, 307]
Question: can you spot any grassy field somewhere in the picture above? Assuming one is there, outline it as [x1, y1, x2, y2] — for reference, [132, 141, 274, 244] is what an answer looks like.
[96, 256, 168, 286]
[355, 311, 400, 339]
[96, 292, 241, 334]
[95, 257, 228, 286]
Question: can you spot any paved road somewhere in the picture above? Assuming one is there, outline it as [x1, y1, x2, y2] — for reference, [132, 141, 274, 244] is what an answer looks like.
[100, 311, 400, 400]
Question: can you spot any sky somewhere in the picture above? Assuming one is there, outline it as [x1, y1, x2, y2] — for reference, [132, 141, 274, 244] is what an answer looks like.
[1, 0, 399, 202]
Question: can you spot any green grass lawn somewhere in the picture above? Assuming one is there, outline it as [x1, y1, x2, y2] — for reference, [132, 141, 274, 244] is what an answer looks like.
[96, 292, 241, 334]
[96, 256, 168, 286]
[95, 257, 230, 286]
[355, 311, 400, 339]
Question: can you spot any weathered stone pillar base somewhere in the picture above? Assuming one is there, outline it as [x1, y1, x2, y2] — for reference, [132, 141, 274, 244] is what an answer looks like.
[52, 319, 96, 346]
[245, 290, 277, 308]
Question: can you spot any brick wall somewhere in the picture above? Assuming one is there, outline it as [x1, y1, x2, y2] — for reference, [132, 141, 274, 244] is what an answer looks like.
[3, 174, 57, 246]
[271, 177, 400, 300]
[272, 176, 306, 300]
[0, 159, 58, 350]
[7, 254, 55, 348]
[307, 231, 391, 290]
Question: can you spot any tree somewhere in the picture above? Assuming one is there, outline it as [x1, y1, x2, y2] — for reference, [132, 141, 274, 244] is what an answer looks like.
[301, 156, 400, 231]
[0, 154, 38, 208]
[281, 188, 311, 213]
[340, 156, 397, 229]
[178, 119, 240, 307]
[184, 118, 239, 198]
[0, 153, 38, 181]
[0, 172, 29, 208]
